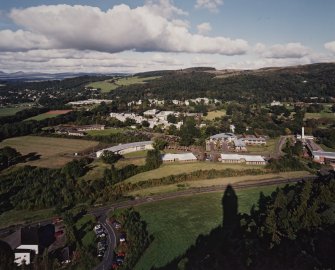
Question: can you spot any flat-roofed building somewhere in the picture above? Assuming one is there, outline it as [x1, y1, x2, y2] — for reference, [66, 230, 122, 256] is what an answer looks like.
[96, 141, 154, 157]
[220, 154, 266, 165]
[162, 153, 197, 162]
[241, 135, 266, 145]
[312, 151, 335, 164]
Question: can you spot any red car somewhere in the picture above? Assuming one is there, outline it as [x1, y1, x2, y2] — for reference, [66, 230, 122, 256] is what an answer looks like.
[54, 230, 64, 237]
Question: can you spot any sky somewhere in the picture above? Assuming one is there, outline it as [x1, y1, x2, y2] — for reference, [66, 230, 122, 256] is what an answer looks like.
[0, 0, 334, 73]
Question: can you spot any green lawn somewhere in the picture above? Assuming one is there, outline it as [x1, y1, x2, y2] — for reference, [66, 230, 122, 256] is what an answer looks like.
[204, 110, 226, 120]
[0, 104, 34, 116]
[75, 214, 96, 247]
[86, 128, 124, 136]
[87, 76, 160, 93]
[0, 208, 54, 229]
[123, 150, 148, 158]
[134, 185, 282, 270]
[128, 171, 310, 197]
[124, 162, 264, 184]
[304, 112, 335, 120]
[247, 137, 279, 154]
[25, 113, 59, 121]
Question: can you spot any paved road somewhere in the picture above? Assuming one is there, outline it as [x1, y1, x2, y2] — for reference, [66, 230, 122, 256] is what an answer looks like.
[273, 135, 294, 158]
[94, 214, 117, 270]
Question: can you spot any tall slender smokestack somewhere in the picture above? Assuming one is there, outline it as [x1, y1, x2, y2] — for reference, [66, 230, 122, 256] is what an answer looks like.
[302, 127, 305, 140]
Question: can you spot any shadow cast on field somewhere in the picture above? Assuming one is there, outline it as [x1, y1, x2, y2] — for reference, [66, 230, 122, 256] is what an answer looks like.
[151, 185, 244, 270]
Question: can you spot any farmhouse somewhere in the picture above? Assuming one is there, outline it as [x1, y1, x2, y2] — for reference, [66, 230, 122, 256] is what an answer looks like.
[96, 141, 154, 157]
[220, 154, 266, 165]
[162, 153, 197, 162]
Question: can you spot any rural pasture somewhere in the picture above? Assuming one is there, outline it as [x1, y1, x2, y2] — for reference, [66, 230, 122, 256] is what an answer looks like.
[0, 136, 98, 168]
[25, 109, 72, 121]
[134, 185, 283, 270]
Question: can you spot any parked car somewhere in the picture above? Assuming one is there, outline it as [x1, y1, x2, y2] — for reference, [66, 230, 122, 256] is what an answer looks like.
[97, 250, 105, 258]
[112, 221, 121, 229]
[54, 230, 64, 237]
[120, 233, 126, 242]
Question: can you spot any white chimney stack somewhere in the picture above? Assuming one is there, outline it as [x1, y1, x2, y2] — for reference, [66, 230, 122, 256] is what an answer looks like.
[302, 127, 305, 140]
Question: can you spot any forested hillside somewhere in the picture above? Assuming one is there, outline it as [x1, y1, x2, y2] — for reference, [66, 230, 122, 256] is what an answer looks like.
[110, 63, 335, 102]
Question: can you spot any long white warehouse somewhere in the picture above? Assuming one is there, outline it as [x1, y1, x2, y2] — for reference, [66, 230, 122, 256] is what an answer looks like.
[96, 141, 154, 158]
[162, 153, 197, 162]
[220, 154, 266, 165]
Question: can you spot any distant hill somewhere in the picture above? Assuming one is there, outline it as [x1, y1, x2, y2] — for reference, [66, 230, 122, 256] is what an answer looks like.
[112, 63, 335, 102]
[0, 71, 128, 81]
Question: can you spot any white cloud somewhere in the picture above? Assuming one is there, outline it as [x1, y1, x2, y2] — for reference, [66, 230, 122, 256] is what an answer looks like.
[197, 22, 212, 35]
[324, 41, 335, 54]
[0, 29, 52, 51]
[195, 0, 223, 12]
[3, 4, 247, 55]
[144, 0, 188, 18]
[256, 42, 310, 59]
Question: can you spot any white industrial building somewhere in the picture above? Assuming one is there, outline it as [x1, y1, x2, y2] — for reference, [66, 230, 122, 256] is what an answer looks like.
[162, 153, 197, 162]
[68, 99, 113, 105]
[220, 154, 266, 165]
[209, 133, 237, 143]
[96, 141, 154, 157]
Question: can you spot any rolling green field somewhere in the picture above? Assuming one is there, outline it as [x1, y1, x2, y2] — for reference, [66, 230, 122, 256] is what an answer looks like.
[87, 76, 160, 93]
[128, 170, 310, 197]
[0, 136, 99, 168]
[0, 104, 34, 116]
[134, 185, 282, 270]
[124, 162, 264, 183]
[0, 208, 54, 229]
[204, 109, 226, 120]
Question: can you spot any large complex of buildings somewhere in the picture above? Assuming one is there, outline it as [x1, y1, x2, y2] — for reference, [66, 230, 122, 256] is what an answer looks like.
[110, 110, 183, 129]
[96, 141, 154, 157]
[206, 133, 267, 152]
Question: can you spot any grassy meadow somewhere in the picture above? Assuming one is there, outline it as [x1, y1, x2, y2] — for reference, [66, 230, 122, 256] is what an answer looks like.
[127, 170, 310, 197]
[246, 137, 279, 154]
[0, 103, 35, 116]
[86, 128, 124, 136]
[204, 109, 226, 120]
[134, 185, 283, 270]
[0, 136, 99, 168]
[124, 162, 265, 184]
